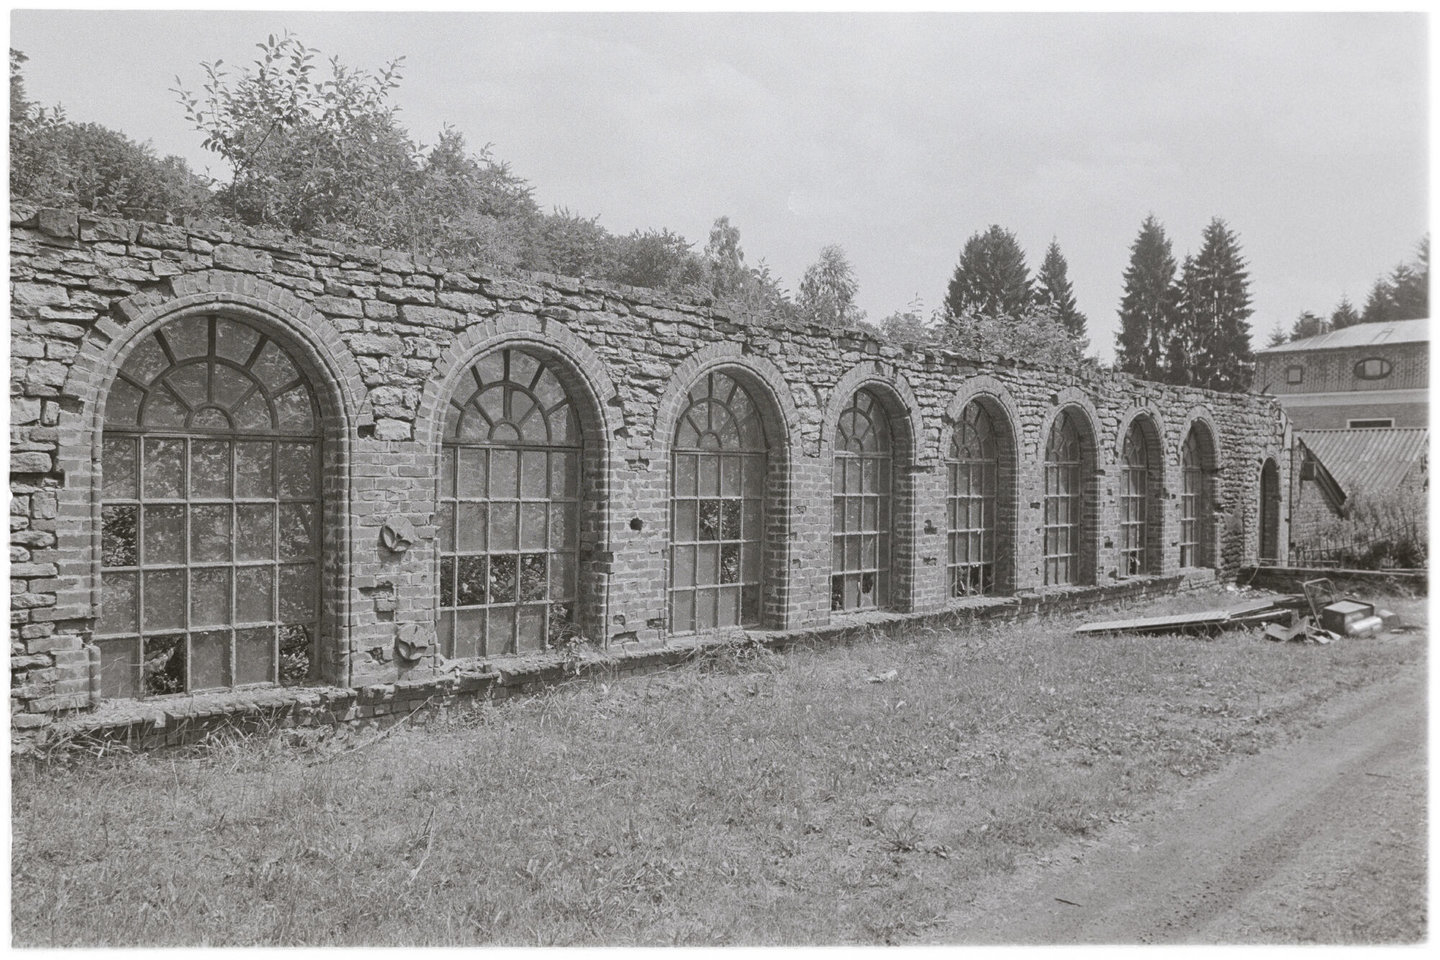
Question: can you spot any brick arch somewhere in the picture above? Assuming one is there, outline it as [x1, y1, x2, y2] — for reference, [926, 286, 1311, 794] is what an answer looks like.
[1177, 408, 1222, 569]
[652, 347, 801, 632]
[940, 375, 1022, 460]
[1113, 404, 1171, 463]
[413, 315, 623, 454]
[939, 376, 1023, 597]
[58, 281, 365, 687]
[1036, 392, 1102, 588]
[1176, 405, 1222, 472]
[415, 316, 624, 650]
[651, 343, 803, 464]
[1034, 388, 1101, 457]
[1114, 406, 1167, 577]
[820, 361, 925, 464]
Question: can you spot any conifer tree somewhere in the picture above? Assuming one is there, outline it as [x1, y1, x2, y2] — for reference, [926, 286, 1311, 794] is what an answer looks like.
[943, 225, 1032, 324]
[1034, 239, 1087, 340]
[1115, 215, 1179, 382]
[1170, 218, 1254, 391]
[1330, 295, 1361, 330]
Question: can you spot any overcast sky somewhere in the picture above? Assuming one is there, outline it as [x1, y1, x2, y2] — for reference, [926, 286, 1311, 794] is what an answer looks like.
[9, 10, 1429, 360]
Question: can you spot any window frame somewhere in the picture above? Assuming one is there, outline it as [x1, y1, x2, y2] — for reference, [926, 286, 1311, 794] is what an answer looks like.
[1353, 356, 1393, 380]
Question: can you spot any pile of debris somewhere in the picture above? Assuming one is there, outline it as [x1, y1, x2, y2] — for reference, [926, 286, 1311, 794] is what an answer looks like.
[1076, 579, 1402, 645]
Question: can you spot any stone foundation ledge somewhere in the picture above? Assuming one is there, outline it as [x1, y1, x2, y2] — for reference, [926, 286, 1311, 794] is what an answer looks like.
[14, 570, 1216, 754]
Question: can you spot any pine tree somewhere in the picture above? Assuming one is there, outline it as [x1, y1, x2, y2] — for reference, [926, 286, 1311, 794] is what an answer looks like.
[1167, 254, 1198, 386]
[1361, 276, 1396, 323]
[1171, 218, 1254, 391]
[1115, 215, 1180, 382]
[1034, 239, 1087, 339]
[1330, 295, 1361, 329]
[1360, 236, 1429, 323]
[943, 225, 1032, 324]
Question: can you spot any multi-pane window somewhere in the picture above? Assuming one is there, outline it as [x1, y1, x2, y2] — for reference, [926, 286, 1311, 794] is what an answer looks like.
[946, 402, 999, 597]
[1179, 428, 1209, 568]
[831, 389, 892, 612]
[1043, 410, 1084, 586]
[439, 349, 580, 657]
[1119, 420, 1150, 576]
[98, 314, 321, 697]
[670, 372, 768, 633]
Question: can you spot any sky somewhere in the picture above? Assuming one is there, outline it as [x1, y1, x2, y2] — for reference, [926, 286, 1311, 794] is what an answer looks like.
[8, 9, 1429, 361]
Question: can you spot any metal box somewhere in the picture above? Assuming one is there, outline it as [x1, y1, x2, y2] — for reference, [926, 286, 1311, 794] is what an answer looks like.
[1321, 600, 1375, 635]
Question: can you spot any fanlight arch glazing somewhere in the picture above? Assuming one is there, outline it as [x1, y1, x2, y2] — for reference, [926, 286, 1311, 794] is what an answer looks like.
[1180, 426, 1214, 568]
[439, 348, 582, 657]
[1119, 419, 1152, 576]
[832, 388, 893, 611]
[946, 401, 1000, 597]
[98, 313, 322, 697]
[670, 371, 769, 633]
[1043, 409, 1086, 586]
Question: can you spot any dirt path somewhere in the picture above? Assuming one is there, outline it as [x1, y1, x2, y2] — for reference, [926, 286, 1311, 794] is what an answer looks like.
[930, 666, 1427, 944]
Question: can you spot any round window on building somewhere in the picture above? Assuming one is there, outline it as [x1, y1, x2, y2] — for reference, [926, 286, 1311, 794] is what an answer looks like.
[1354, 357, 1393, 380]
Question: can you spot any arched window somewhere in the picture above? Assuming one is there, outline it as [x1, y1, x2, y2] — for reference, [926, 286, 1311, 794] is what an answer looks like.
[1119, 420, 1151, 576]
[439, 348, 580, 657]
[1179, 427, 1213, 568]
[832, 388, 892, 611]
[1259, 459, 1281, 563]
[946, 401, 999, 597]
[1043, 409, 1086, 586]
[98, 314, 321, 697]
[670, 371, 768, 633]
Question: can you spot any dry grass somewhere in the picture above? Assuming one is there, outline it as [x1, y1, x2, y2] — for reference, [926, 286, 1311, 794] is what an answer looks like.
[11, 590, 1427, 946]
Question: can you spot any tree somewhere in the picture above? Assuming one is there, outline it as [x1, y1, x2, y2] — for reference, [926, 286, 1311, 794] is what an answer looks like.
[944, 304, 1086, 367]
[1360, 237, 1429, 323]
[876, 298, 934, 346]
[943, 225, 1032, 323]
[1115, 215, 1180, 382]
[1169, 218, 1254, 391]
[797, 244, 865, 329]
[525, 207, 614, 279]
[1034, 239, 1087, 340]
[610, 228, 706, 293]
[11, 48, 212, 216]
[1330, 295, 1361, 330]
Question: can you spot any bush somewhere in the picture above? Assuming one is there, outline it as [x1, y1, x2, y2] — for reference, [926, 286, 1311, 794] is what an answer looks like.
[1313, 483, 1427, 570]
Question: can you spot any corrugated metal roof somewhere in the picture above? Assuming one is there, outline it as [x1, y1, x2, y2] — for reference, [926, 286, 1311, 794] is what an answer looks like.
[1258, 317, 1428, 354]
[1298, 427, 1429, 497]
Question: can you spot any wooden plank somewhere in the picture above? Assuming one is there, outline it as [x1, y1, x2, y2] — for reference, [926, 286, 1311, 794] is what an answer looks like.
[1075, 598, 1282, 636]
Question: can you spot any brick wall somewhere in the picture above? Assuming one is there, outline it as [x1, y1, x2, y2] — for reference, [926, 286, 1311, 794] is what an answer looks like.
[9, 205, 1294, 728]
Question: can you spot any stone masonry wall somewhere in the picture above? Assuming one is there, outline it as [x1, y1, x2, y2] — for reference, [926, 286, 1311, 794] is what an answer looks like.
[9, 205, 1293, 727]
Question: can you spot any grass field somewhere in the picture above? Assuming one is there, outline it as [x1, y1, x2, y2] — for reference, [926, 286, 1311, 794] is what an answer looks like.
[10, 589, 1427, 946]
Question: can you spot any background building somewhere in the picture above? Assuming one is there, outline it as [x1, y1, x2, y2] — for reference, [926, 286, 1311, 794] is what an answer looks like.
[1252, 318, 1428, 429]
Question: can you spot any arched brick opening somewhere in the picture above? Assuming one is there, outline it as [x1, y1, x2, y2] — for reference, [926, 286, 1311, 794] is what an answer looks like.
[654, 359, 796, 633]
[1040, 403, 1099, 587]
[823, 371, 921, 614]
[1259, 457, 1282, 564]
[64, 291, 360, 693]
[1117, 410, 1165, 577]
[1180, 418, 1220, 569]
[940, 391, 1020, 598]
[420, 325, 619, 654]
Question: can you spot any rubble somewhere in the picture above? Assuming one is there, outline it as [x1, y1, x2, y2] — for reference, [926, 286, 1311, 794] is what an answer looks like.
[1077, 577, 1406, 645]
